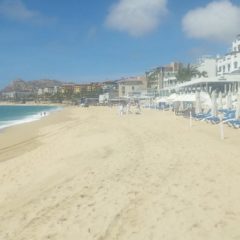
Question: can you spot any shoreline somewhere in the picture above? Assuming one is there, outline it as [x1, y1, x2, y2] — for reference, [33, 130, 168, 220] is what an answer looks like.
[0, 104, 63, 132]
[0, 106, 71, 162]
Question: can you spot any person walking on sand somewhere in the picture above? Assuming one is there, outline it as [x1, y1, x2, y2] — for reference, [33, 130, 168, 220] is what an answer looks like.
[136, 101, 141, 114]
[126, 102, 131, 114]
[119, 103, 124, 116]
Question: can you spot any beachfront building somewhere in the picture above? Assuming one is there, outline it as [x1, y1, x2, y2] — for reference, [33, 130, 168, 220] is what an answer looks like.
[146, 67, 164, 91]
[101, 80, 119, 98]
[1, 90, 34, 101]
[37, 86, 59, 96]
[163, 62, 183, 88]
[73, 84, 92, 94]
[160, 35, 240, 95]
[73, 83, 102, 96]
[60, 84, 75, 95]
[194, 56, 217, 78]
[118, 76, 147, 98]
[174, 75, 240, 94]
[146, 62, 182, 95]
[217, 34, 240, 76]
[1, 91, 16, 100]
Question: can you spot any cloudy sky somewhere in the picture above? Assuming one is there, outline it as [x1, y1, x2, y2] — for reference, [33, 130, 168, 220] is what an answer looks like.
[0, 0, 240, 88]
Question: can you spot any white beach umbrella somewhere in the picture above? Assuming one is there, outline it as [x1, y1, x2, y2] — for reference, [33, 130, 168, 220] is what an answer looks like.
[195, 91, 201, 114]
[235, 93, 240, 120]
[224, 84, 227, 94]
[173, 94, 182, 102]
[200, 91, 211, 110]
[183, 93, 196, 102]
[156, 97, 168, 103]
[227, 91, 233, 110]
[167, 93, 177, 102]
[218, 92, 223, 110]
[179, 100, 184, 111]
[211, 91, 217, 117]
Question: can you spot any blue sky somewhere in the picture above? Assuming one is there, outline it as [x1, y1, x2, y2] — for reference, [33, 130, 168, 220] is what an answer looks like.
[0, 0, 240, 88]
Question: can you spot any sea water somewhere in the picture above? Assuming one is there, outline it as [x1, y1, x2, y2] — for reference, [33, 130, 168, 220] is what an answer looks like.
[0, 105, 61, 130]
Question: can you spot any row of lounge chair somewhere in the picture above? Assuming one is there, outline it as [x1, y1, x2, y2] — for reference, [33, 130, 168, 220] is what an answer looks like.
[193, 109, 240, 128]
[147, 104, 240, 129]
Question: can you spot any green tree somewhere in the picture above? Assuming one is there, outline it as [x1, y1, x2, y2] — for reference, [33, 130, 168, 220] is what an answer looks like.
[176, 65, 200, 83]
[200, 71, 208, 78]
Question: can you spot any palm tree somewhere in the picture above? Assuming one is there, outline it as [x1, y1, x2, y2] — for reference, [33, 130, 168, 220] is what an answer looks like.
[176, 64, 200, 83]
[200, 71, 208, 78]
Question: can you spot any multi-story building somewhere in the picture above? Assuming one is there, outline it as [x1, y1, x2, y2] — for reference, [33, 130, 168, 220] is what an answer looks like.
[163, 62, 183, 88]
[146, 62, 182, 92]
[217, 34, 240, 75]
[118, 76, 147, 98]
[60, 84, 75, 94]
[1, 91, 34, 100]
[194, 56, 217, 78]
[73, 83, 102, 95]
[73, 84, 91, 94]
[1, 91, 16, 100]
[101, 80, 119, 98]
[38, 86, 59, 96]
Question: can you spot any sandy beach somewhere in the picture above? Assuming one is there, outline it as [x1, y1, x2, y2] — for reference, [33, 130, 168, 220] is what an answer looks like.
[0, 106, 240, 240]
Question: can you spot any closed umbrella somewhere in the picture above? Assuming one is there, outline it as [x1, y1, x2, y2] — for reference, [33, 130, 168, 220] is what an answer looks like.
[236, 93, 240, 120]
[195, 91, 201, 114]
[218, 92, 223, 110]
[227, 91, 233, 110]
[211, 91, 217, 117]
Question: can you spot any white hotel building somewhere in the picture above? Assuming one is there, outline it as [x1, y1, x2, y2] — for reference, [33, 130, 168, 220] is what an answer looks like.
[217, 34, 240, 75]
[160, 35, 240, 94]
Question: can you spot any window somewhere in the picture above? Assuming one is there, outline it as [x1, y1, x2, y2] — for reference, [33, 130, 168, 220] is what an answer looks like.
[132, 86, 135, 91]
[223, 66, 225, 72]
[228, 64, 231, 72]
[122, 86, 125, 95]
[234, 62, 238, 69]
[219, 66, 222, 72]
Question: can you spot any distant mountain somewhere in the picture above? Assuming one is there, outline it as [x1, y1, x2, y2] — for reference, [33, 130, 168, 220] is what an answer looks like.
[1, 79, 64, 92]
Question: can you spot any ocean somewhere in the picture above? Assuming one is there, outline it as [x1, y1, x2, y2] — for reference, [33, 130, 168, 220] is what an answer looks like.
[0, 105, 61, 130]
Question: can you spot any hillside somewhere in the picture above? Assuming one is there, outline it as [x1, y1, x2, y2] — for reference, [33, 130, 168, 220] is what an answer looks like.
[1, 79, 64, 92]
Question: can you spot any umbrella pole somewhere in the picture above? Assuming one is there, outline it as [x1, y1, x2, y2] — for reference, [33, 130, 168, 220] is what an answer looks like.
[219, 114, 224, 140]
[189, 111, 192, 128]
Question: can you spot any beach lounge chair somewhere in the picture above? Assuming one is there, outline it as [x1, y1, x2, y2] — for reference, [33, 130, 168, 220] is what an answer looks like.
[226, 119, 240, 128]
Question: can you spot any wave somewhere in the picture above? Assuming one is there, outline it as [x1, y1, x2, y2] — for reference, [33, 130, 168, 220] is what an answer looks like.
[0, 106, 62, 131]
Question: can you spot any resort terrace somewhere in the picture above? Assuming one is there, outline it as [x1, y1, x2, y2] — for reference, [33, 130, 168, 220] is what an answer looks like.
[162, 74, 240, 95]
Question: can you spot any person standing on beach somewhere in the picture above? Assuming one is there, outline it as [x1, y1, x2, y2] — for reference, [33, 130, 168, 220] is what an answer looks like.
[119, 103, 124, 116]
[136, 101, 141, 114]
[126, 102, 131, 114]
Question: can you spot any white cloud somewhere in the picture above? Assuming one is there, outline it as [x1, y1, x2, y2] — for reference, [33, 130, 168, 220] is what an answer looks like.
[0, 0, 53, 24]
[182, 0, 240, 42]
[105, 0, 168, 37]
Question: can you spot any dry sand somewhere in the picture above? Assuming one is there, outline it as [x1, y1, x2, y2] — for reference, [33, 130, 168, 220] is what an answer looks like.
[0, 106, 240, 240]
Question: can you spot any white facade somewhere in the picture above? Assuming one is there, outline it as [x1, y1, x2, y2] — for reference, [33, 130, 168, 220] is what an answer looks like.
[163, 76, 177, 88]
[38, 88, 44, 95]
[99, 93, 109, 104]
[118, 76, 147, 98]
[232, 34, 240, 52]
[195, 56, 217, 77]
[217, 53, 240, 75]
[38, 86, 59, 95]
[1, 92, 16, 99]
[217, 35, 240, 76]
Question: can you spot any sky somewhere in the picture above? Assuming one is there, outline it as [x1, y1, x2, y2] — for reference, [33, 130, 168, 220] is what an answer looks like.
[0, 0, 240, 88]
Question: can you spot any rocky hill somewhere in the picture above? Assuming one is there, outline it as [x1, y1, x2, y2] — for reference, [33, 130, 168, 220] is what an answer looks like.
[1, 79, 64, 92]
